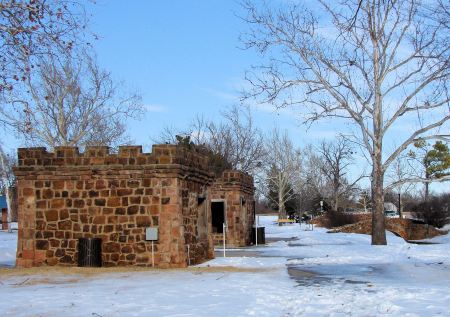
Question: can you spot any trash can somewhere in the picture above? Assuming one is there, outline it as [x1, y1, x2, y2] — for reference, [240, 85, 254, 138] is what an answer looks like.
[252, 227, 265, 245]
[78, 238, 102, 267]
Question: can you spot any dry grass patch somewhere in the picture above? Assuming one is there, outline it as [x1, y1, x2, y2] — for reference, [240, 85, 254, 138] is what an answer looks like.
[0, 265, 274, 286]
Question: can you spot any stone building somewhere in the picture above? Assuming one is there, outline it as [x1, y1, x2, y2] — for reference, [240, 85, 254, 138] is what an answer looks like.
[14, 145, 255, 268]
[210, 171, 255, 247]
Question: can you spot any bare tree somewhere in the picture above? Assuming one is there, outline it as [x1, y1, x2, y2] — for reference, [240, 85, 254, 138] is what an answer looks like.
[300, 145, 331, 209]
[1, 0, 91, 232]
[207, 106, 266, 173]
[0, 0, 90, 95]
[262, 129, 301, 222]
[156, 105, 266, 175]
[358, 190, 371, 213]
[385, 154, 417, 216]
[317, 138, 364, 211]
[0, 145, 15, 232]
[242, 0, 449, 244]
[1, 52, 142, 150]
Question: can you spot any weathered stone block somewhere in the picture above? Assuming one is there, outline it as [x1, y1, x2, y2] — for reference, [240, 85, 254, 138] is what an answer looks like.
[36, 220, 46, 230]
[134, 242, 146, 253]
[104, 225, 114, 233]
[60, 255, 73, 263]
[117, 188, 132, 196]
[23, 187, 34, 197]
[53, 181, 65, 190]
[104, 242, 120, 253]
[94, 198, 106, 206]
[74, 199, 85, 208]
[127, 205, 139, 215]
[103, 207, 113, 215]
[42, 189, 53, 199]
[55, 248, 65, 257]
[36, 240, 49, 250]
[115, 207, 126, 215]
[126, 254, 136, 261]
[127, 180, 140, 188]
[107, 197, 121, 207]
[88, 190, 99, 197]
[59, 209, 69, 220]
[45, 210, 59, 222]
[136, 216, 151, 227]
[129, 196, 141, 204]
[43, 231, 54, 238]
[58, 220, 72, 230]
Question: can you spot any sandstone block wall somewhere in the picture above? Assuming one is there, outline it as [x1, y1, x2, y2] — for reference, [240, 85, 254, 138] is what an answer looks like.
[211, 171, 255, 247]
[14, 145, 214, 268]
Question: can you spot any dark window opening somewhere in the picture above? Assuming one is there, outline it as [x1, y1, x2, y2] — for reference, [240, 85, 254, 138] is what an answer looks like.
[211, 201, 225, 233]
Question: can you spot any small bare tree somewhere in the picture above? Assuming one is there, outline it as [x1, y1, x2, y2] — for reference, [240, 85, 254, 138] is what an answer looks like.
[207, 106, 266, 173]
[385, 154, 417, 216]
[156, 105, 266, 175]
[358, 190, 371, 213]
[1, 0, 91, 232]
[0, 0, 90, 95]
[0, 145, 15, 232]
[242, 0, 450, 244]
[299, 145, 332, 209]
[1, 52, 142, 149]
[262, 129, 301, 222]
[317, 138, 364, 211]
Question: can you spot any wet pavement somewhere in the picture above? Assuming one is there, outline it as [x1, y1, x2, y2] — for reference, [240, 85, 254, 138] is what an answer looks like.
[266, 237, 299, 243]
[214, 250, 262, 257]
[288, 242, 351, 247]
[286, 261, 450, 287]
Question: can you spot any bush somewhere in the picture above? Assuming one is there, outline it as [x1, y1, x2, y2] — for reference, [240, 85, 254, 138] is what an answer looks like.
[324, 210, 359, 228]
[411, 194, 450, 228]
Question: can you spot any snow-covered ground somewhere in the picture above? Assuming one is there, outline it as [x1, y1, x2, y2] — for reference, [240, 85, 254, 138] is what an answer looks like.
[0, 217, 449, 316]
[0, 228, 17, 267]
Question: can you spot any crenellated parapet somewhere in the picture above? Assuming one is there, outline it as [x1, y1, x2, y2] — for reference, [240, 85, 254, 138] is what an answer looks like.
[16, 144, 209, 173]
[214, 170, 255, 195]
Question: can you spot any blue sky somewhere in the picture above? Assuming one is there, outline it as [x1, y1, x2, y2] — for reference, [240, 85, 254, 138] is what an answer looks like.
[91, 1, 261, 146]
[1, 1, 447, 194]
[88, 1, 340, 147]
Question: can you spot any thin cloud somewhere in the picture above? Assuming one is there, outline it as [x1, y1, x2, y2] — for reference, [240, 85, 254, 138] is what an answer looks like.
[143, 104, 168, 113]
[202, 87, 237, 102]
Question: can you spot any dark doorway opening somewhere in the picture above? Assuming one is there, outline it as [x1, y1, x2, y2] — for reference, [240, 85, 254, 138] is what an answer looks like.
[211, 201, 225, 233]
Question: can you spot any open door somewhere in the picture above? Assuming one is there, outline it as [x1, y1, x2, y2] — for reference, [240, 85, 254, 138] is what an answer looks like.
[211, 201, 225, 233]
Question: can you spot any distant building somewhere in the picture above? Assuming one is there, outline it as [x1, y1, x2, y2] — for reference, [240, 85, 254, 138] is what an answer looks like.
[0, 195, 8, 230]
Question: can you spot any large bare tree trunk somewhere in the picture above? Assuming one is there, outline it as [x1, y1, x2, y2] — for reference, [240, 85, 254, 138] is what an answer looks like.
[372, 145, 386, 245]
[278, 205, 286, 225]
